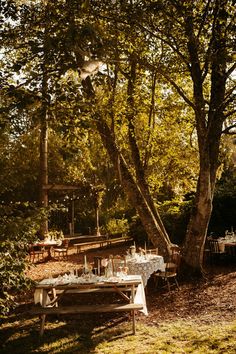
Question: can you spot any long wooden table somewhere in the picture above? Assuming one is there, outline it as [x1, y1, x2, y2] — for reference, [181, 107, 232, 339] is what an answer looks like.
[74, 236, 132, 254]
[31, 275, 146, 336]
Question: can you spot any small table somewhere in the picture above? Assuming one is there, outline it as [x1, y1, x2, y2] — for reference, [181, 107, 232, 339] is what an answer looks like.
[127, 255, 165, 287]
[33, 240, 59, 261]
[32, 274, 147, 336]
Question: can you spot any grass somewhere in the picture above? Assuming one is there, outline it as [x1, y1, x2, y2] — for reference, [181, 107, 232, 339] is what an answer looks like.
[1, 311, 236, 353]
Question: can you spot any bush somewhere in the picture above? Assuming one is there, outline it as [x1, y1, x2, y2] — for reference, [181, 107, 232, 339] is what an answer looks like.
[158, 199, 192, 245]
[0, 202, 46, 315]
[102, 217, 130, 236]
[129, 215, 147, 244]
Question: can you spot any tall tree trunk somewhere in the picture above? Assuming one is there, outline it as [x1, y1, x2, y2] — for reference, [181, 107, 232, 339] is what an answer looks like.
[82, 64, 171, 256]
[39, 3, 51, 237]
[95, 116, 170, 257]
[182, 1, 227, 272]
[95, 205, 101, 236]
[39, 105, 48, 236]
[126, 57, 169, 241]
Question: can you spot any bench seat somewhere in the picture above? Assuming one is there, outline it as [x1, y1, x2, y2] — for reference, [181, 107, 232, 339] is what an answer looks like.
[31, 303, 143, 315]
[74, 240, 106, 253]
[30, 303, 143, 336]
[74, 237, 132, 254]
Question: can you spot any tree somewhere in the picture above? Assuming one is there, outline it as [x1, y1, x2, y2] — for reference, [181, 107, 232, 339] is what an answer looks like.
[80, 0, 236, 270]
[143, 0, 236, 272]
[2, 0, 235, 272]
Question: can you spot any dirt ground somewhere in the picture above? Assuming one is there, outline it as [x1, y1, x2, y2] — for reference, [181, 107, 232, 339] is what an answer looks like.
[23, 244, 236, 326]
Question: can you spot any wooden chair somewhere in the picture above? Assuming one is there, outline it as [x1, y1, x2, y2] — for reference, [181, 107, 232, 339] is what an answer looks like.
[146, 248, 158, 255]
[29, 245, 44, 263]
[53, 239, 69, 260]
[208, 239, 226, 264]
[153, 244, 181, 292]
[225, 244, 236, 261]
[169, 244, 181, 264]
[111, 255, 126, 275]
[154, 262, 180, 292]
[93, 256, 103, 275]
[203, 237, 211, 264]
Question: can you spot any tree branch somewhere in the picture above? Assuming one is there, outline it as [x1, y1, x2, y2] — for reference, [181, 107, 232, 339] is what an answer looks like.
[226, 62, 236, 78]
[222, 123, 236, 134]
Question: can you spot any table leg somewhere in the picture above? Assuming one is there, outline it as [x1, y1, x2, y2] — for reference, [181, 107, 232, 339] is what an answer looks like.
[40, 289, 48, 336]
[130, 284, 136, 334]
[40, 315, 46, 336]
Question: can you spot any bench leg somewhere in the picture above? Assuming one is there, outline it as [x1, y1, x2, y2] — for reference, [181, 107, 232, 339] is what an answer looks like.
[39, 314, 46, 336]
[132, 310, 136, 335]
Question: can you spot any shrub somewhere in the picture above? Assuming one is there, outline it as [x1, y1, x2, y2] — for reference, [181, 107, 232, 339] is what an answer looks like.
[103, 217, 129, 236]
[0, 202, 46, 315]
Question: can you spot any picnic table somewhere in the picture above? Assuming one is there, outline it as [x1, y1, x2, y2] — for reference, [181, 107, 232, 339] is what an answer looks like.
[31, 240, 60, 261]
[31, 274, 147, 336]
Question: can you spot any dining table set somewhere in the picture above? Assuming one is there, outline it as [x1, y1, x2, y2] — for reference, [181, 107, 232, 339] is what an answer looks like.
[33, 271, 147, 336]
[32, 245, 165, 335]
[31, 238, 62, 261]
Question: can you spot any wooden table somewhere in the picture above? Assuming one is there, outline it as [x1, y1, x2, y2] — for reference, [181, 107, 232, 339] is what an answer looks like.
[75, 236, 132, 254]
[33, 241, 59, 261]
[31, 275, 146, 336]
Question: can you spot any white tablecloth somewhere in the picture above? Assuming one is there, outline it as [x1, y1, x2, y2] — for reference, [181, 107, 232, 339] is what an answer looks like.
[127, 255, 165, 287]
[34, 274, 148, 315]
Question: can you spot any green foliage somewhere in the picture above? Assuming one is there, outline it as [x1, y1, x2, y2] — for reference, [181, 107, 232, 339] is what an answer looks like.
[0, 202, 46, 315]
[45, 229, 64, 242]
[0, 0, 235, 253]
[103, 217, 129, 236]
[158, 198, 193, 245]
[129, 215, 148, 244]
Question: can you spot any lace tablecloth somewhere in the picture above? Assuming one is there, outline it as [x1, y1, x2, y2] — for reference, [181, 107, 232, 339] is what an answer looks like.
[127, 255, 165, 287]
[34, 274, 148, 315]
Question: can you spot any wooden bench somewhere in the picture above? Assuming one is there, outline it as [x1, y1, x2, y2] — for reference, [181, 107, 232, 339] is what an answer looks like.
[107, 237, 132, 247]
[30, 303, 143, 336]
[74, 240, 107, 254]
[75, 237, 132, 254]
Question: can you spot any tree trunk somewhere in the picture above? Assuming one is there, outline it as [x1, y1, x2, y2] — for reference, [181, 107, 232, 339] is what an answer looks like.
[182, 1, 227, 273]
[39, 4, 51, 237]
[82, 75, 171, 257]
[183, 166, 213, 273]
[39, 91, 49, 237]
[95, 206, 101, 236]
[95, 117, 170, 257]
[126, 58, 169, 240]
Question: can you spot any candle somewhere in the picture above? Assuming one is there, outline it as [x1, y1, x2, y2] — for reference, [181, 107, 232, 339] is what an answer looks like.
[84, 255, 87, 269]
[98, 260, 100, 276]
